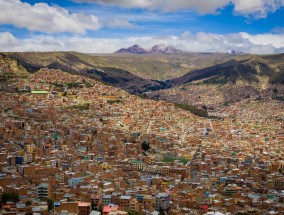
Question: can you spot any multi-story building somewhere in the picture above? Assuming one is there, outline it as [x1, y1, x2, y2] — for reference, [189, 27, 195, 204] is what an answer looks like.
[37, 183, 50, 198]
[78, 202, 91, 215]
[155, 193, 170, 212]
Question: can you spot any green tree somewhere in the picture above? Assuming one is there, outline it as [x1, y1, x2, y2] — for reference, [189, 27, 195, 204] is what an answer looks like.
[25, 200, 32, 206]
[127, 210, 141, 215]
[41, 197, 54, 211]
[142, 141, 150, 151]
[273, 88, 278, 94]
[91, 199, 97, 210]
[159, 207, 166, 215]
[1, 192, 20, 204]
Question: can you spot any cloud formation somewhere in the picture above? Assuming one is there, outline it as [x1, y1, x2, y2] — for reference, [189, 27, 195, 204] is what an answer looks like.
[232, 0, 284, 18]
[103, 17, 135, 29]
[1, 31, 283, 54]
[0, 0, 100, 34]
[75, 0, 284, 18]
[74, 0, 230, 14]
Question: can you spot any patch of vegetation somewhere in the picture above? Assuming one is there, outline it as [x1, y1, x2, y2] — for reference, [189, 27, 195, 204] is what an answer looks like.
[174, 103, 208, 118]
[70, 102, 90, 110]
[50, 82, 64, 88]
[66, 82, 92, 88]
[269, 66, 284, 84]
[203, 77, 228, 85]
[137, 94, 148, 99]
[224, 101, 230, 107]
[25, 200, 32, 206]
[40, 197, 54, 211]
[142, 141, 150, 151]
[4, 108, 12, 113]
[0, 192, 20, 205]
[127, 210, 141, 215]
[161, 156, 190, 165]
[177, 60, 267, 86]
[272, 95, 284, 102]
[107, 99, 123, 104]
[50, 81, 94, 89]
[273, 88, 278, 94]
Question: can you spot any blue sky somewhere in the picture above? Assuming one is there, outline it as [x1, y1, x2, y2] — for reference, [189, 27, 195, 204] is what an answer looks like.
[0, 0, 284, 53]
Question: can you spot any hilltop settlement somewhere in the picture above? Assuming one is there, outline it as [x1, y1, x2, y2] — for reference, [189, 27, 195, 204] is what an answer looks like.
[0, 64, 284, 215]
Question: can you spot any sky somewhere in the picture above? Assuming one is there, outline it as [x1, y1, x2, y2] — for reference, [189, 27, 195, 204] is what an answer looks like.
[0, 0, 284, 54]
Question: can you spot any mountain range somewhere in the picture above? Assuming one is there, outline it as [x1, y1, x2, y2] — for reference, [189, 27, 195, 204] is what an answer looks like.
[1, 51, 284, 110]
[115, 44, 248, 55]
[115, 44, 184, 54]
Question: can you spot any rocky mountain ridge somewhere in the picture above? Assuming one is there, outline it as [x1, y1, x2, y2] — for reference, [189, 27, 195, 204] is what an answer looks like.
[115, 44, 183, 54]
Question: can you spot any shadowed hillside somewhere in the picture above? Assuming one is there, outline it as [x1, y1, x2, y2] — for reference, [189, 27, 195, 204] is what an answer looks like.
[170, 59, 274, 86]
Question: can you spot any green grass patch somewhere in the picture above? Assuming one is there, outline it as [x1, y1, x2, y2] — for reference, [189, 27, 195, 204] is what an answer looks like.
[162, 156, 190, 165]
[69, 102, 90, 111]
[107, 99, 123, 104]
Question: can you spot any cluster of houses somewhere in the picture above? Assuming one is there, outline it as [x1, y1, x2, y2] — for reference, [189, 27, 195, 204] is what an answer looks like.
[0, 69, 283, 215]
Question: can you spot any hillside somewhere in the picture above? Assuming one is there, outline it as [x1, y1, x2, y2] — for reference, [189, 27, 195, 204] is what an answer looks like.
[90, 52, 238, 80]
[170, 58, 274, 86]
[4, 52, 167, 94]
[2, 52, 284, 100]
[80, 67, 167, 94]
[0, 54, 29, 80]
[147, 54, 284, 109]
[3, 51, 240, 93]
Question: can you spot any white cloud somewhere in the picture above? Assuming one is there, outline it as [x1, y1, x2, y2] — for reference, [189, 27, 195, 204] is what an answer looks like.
[74, 0, 231, 14]
[231, 0, 284, 18]
[75, 0, 284, 18]
[0, 0, 100, 34]
[1, 31, 283, 54]
[240, 32, 284, 48]
[271, 27, 284, 34]
[103, 17, 135, 29]
[0, 32, 20, 49]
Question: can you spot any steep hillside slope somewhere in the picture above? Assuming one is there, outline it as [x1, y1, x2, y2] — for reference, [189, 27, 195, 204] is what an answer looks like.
[4, 51, 237, 93]
[171, 59, 274, 86]
[0, 54, 29, 80]
[4, 52, 167, 94]
[80, 67, 167, 94]
[148, 54, 284, 109]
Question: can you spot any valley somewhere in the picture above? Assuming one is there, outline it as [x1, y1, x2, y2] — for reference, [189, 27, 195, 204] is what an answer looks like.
[1, 51, 284, 215]
[3, 51, 284, 114]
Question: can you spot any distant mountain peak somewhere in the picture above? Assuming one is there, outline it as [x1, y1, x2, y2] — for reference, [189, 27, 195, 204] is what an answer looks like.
[228, 50, 247, 55]
[115, 44, 184, 54]
[114, 44, 147, 54]
[150, 44, 183, 54]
